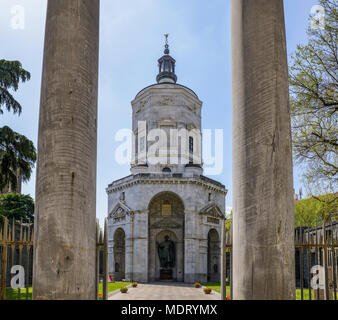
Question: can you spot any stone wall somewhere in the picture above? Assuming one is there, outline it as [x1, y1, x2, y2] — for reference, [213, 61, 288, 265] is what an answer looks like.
[107, 175, 226, 283]
[131, 83, 203, 175]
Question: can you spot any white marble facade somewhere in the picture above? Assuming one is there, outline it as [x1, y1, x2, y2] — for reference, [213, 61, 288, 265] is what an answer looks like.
[107, 42, 227, 283]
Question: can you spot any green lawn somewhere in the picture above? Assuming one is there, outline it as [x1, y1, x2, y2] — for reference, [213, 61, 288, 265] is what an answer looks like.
[98, 282, 132, 299]
[202, 283, 321, 300]
[295, 288, 315, 300]
[202, 282, 230, 298]
[5, 287, 32, 300]
[5, 282, 131, 300]
[5, 283, 332, 300]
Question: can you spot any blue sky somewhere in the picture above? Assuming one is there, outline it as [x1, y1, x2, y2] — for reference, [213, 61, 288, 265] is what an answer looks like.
[0, 0, 318, 226]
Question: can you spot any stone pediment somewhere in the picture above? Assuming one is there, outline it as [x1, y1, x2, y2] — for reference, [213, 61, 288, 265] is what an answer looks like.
[199, 203, 224, 219]
[109, 201, 133, 219]
[151, 217, 181, 229]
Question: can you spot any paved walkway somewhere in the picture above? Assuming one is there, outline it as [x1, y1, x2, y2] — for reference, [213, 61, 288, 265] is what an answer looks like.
[109, 282, 220, 300]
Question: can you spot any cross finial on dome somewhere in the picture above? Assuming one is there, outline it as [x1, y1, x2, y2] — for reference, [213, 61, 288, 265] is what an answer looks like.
[164, 33, 170, 54]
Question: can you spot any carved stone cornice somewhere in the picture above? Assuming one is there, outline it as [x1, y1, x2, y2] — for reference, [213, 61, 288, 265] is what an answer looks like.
[106, 174, 227, 195]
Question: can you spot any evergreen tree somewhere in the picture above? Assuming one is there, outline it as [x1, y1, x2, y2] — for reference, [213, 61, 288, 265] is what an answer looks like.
[0, 192, 34, 223]
[0, 59, 31, 115]
[0, 126, 36, 192]
[0, 59, 36, 191]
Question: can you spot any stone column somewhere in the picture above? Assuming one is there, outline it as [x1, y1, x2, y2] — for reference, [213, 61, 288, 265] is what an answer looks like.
[125, 237, 133, 281]
[199, 239, 208, 283]
[108, 241, 115, 276]
[184, 238, 200, 283]
[232, 0, 295, 299]
[148, 232, 156, 281]
[176, 240, 185, 282]
[184, 213, 200, 283]
[33, 0, 99, 299]
[132, 212, 148, 282]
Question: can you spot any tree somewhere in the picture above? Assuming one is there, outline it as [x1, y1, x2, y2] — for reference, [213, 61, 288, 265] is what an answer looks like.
[225, 210, 232, 231]
[0, 59, 35, 191]
[294, 193, 337, 227]
[0, 59, 31, 115]
[0, 192, 34, 223]
[289, 0, 337, 195]
[0, 126, 36, 192]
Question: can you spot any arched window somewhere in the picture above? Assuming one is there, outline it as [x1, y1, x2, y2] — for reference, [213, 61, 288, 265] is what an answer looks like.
[162, 167, 171, 173]
[189, 137, 193, 152]
[189, 137, 194, 164]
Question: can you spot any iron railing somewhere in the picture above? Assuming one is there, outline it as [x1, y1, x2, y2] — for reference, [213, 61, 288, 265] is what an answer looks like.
[221, 221, 338, 300]
[0, 217, 34, 300]
[1, 216, 336, 300]
[96, 218, 108, 300]
[0, 217, 109, 300]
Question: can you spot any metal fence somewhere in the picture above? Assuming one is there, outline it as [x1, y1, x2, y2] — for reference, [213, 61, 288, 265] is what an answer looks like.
[294, 223, 338, 300]
[0, 217, 109, 300]
[96, 218, 108, 300]
[222, 221, 338, 300]
[0, 217, 34, 300]
[1, 216, 337, 300]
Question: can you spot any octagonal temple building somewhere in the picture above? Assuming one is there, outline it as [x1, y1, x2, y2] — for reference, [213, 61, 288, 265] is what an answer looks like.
[107, 38, 227, 283]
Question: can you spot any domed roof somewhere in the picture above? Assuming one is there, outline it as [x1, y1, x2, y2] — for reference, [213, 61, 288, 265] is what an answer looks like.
[156, 34, 177, 84]
[134, 35, 200, 101]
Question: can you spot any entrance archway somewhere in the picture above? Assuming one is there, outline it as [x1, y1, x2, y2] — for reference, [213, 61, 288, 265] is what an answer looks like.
[113, 228, 125, 281]
[207, 229, 220, 282]
[148, 192, 185, 282]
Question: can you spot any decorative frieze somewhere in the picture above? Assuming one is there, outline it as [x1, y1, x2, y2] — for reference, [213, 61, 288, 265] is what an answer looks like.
[157, 95, 174, 106]
[150, 217, 181, 229]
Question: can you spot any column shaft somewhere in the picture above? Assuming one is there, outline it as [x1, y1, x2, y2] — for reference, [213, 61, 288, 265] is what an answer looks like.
[33, 0, 100, 300]
[232, 0, 295, 300]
